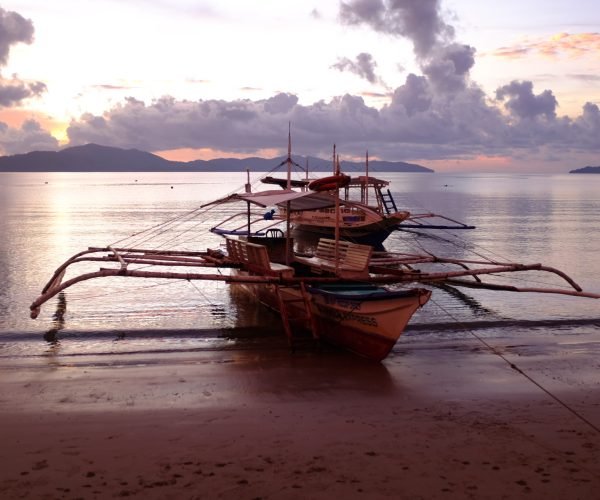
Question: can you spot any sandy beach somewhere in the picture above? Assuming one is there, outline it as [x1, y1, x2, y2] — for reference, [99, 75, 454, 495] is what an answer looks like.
[1, 332, 599, 500]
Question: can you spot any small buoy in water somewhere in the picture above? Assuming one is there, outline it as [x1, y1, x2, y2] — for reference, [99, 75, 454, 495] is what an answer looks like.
[45, 181, 48, 184]
[171, 186, 173, 189]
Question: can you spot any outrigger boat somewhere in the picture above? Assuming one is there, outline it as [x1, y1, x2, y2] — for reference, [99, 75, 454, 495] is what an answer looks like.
[223, 235, 431, 360]
[261, 169, 412, 247]
[226, 138, 474, 246]
[28, 149, 600, 361]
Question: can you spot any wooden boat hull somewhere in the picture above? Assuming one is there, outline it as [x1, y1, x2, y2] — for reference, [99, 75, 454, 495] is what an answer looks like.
[293, 214, 408, 246]
[308, 285, 431, 361]
[236, 278, 431, 361]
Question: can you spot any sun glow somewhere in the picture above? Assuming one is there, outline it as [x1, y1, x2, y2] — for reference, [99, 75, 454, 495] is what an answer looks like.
[0, 108, 68, 145]
[154, 147, 280, 162]
[426, 155, 514, 173]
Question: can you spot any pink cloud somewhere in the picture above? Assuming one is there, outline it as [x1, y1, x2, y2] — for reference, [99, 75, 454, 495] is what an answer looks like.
[489, 32, 600, 60]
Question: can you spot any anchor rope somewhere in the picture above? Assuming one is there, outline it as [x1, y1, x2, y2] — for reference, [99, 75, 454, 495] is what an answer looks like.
[109, 160, 298, 253]
[186, 278, 221, 308]
[430, 296, 600, 436]
[63, 279, 186, 303]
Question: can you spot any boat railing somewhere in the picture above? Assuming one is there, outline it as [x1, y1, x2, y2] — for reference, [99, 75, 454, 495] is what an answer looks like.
[294, 238, 372, 279]
[225, 238, 294, 278]
[210, 211, 285, 236]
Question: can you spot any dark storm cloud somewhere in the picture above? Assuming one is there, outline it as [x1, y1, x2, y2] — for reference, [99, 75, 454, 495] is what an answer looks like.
[0, 119, 58, 154]
[339, 0, 453, 58]
[331, 52, 381, 84]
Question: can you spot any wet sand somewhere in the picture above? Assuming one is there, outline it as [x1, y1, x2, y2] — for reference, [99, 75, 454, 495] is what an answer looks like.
[1, 334, 599, 499]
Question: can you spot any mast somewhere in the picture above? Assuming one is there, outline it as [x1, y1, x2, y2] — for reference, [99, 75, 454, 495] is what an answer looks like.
[332, 144, 336, 175]
[286, 122, 292, 190]
[365, 150, 369, 206]
[245, 168, 251, 234]
[285, 123, 292, 264]
[334, 154, 341, 273]
[305, 157, 309, 189]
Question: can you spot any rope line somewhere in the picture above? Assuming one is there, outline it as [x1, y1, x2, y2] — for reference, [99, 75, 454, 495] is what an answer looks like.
[430, 296, 600, 436]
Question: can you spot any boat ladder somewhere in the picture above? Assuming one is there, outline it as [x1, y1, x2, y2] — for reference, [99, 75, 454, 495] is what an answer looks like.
[275, 282, 319, 351]
[377, 188, 398, 215]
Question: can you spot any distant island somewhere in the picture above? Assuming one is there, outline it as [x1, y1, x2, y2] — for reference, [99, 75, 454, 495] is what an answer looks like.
[570, 166, 600, 174]
[0, 143, 434, 173]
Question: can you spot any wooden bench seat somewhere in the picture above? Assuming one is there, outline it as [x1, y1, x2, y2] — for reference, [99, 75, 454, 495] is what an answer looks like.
[294, 238, 372, 278]
[226, 238, 294, 278]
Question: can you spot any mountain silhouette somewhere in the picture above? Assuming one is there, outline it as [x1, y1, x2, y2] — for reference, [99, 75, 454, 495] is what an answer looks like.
[570, 166, 600, 174]
[0, 143, 434, 173]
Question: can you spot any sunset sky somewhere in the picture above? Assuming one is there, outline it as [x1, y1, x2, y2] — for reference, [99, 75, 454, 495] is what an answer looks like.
[0, 0, 599, 172]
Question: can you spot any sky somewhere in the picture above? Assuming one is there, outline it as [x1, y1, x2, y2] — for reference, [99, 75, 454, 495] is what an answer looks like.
[0, 0, 599, 173]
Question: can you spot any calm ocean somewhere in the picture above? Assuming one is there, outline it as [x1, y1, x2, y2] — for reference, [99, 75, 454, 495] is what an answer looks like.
[1, 170, 599, 360]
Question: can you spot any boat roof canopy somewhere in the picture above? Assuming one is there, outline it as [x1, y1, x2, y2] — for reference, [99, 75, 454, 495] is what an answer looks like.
[348, 175, 389, 188]
[261, 176, 310, 188]
[203, 189, 337, 211]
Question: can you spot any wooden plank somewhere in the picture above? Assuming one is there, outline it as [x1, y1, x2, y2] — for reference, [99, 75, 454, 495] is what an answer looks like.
[225, 237, 294, 277]
[313, 238, 372, 272]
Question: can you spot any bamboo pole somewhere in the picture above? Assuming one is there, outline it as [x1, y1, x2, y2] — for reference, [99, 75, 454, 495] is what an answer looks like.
[107, 246, 127, 269]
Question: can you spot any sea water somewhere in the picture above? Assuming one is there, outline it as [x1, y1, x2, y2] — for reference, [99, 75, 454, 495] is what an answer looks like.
[1, 170, 599, 361]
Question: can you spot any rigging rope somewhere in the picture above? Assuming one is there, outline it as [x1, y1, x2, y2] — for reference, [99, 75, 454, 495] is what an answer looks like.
[430, 296, 600, 436]
[107, 160, 300, 253]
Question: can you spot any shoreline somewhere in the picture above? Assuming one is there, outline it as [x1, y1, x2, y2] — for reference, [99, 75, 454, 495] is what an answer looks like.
[1, 335, 599, 499]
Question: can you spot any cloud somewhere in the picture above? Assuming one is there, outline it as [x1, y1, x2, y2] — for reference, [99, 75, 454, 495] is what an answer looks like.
[0, 7, 47, 108]
[571, 102, 600, 148]
[66, 95, 292, 154]
[339, 0, 454, 58]
[568, 74, 600, 82]
[331, 52, 382, 84]
[92, 84, 140, 91]
[1, 3, 597, 170]
[329, 0, 597, 165]
[387, 73, 431, 116]
[496, 81, 558, 120]
[339, 1, 475, 94]
[263, 93, 298, 114]
[61, 72, 600, 164]
[0, 7, 34, 65]
[489, 32, 600, 60]
[422, 43, 475, 93]
[0, 78, 46, 107]
[490, 47, 530, 59]
[0, 119, 58, 155]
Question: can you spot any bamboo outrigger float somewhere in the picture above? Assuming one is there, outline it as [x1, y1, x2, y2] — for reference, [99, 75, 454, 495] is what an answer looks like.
[28, 134, 600, 361]
[29, 204, 600, 361]
[29, 238, 600, 360]
[30, 242, 600, 321]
